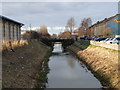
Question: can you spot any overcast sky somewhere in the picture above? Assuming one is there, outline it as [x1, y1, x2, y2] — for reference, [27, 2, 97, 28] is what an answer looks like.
[1, 2, 118, 34]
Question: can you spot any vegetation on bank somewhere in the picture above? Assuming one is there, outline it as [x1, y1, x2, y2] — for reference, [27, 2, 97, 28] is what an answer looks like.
[2, 40, 52, 88]
[67, 41, 119, 89]
[75, 40, 119, 53]
[2, 24, 53, 88]
[2, 40, 28, 51]
[34, 50, 52, 88]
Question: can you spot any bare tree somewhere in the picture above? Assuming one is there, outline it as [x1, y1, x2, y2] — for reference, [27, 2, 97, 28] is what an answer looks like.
[66, 17, 75, 33]
[51, 34, 58, 39]
[39, 25, 49, 35]
[64, 26, 69, 32]
[38, 25, 50, 39]
[80, 18, 92, 36]
[87, 18, 92, 27]
[58, 31, 71, 39]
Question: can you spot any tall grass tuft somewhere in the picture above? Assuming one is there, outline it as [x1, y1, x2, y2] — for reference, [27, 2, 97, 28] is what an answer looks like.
[1, 40, 28, 51]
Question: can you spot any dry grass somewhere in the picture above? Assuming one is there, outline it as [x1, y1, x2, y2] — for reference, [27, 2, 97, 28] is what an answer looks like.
[77, 46, 119, 88]
[68, 43, 119, 89]
[1, 40, 28, 51]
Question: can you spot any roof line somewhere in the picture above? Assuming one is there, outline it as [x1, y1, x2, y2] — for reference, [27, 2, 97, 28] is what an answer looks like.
[0, 15, 24, 26]
[90, 14, 120, 28]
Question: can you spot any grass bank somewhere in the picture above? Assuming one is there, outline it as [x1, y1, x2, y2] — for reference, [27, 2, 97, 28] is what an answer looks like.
[67, 41, 119, 89]
[2, 40, 52, 88]
[34, 53, 50, 88]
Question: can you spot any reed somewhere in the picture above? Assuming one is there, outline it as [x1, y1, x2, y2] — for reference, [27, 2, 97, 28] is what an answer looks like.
[1, 40, 28, 51]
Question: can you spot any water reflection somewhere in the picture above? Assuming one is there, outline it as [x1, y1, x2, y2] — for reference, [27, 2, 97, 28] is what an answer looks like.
[52, 43, 63, 53]
[66, 55, 76, 68]
[46, 43, 102, 88]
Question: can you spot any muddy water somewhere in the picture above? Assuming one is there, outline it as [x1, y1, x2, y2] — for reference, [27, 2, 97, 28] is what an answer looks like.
[46, 43, 103, 88]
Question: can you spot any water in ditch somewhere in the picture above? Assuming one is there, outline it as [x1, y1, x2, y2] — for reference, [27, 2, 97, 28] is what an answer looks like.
[45, 43, 103, 88]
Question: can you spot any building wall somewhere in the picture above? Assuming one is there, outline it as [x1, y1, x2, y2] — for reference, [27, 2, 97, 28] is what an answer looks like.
[87, 15, 120, 37]
[14, 25, 17, 40]
[0, 19, 2, 42]
[5, 21, 9, 40]
[2, 19, 22, 41]
[93, 16, 119, 37]
[106, 16, 120, 36]
[10, 23, 13, 40]
[91, 27, 95, 37]
[18, 26, 21, 40]
[94, 24, 106, 37]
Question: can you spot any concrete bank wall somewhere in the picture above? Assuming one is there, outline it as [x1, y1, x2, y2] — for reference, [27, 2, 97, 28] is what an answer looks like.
[90, 41, 120, 51]
[67, 42, 119, 89]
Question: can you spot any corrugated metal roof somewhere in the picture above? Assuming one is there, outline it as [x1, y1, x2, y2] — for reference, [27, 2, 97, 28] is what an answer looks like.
[0, 15, 24, 26]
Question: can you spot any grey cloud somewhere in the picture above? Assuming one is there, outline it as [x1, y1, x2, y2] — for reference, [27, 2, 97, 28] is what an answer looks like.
[2, 2, 118, 29]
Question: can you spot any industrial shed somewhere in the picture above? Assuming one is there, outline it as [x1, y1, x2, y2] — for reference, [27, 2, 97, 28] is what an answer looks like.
[0, 15, 24, 41]
[88, 14, 120, 37]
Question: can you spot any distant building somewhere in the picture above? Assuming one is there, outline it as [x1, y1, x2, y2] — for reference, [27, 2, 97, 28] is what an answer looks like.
[0, 15, 24, 41]
[21, 30, 27, 35]
[87, 14, 120, 37]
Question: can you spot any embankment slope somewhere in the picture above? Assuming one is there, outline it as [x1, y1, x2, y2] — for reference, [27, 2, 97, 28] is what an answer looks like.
[2, 41, 51, 88]
[68, 41, 119, 89]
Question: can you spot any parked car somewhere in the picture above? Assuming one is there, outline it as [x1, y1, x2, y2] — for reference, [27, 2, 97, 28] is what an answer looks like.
[80, 36, 87, 40]
[95, 37, 107, 42]
[91, 36, 98, 40]
[109, 37, 120, 44]
[104, 38, 113, 43]
[101, 38, 113, 43]
[86, 37, 92, 40]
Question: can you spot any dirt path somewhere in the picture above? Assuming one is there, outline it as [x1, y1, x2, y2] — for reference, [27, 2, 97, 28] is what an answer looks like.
[2, 41, 51, 88]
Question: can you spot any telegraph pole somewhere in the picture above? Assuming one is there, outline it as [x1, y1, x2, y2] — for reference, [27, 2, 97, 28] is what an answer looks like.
[30, 24, 31, 31]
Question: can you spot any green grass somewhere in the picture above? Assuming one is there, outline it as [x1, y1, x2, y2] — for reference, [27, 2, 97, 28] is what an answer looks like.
[88, 45, 98, 48]
[75, 41, 90, 47]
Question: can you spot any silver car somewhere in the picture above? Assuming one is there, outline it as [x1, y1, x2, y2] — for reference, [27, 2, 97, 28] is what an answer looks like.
[109, 37, 120, 44]
[105, 38, 113, 43]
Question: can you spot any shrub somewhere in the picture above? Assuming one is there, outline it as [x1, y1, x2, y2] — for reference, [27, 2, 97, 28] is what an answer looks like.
[1, 40, 28, 51]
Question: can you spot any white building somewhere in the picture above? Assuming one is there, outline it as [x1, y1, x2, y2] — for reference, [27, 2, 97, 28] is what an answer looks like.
[0, 15, 24, 41]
